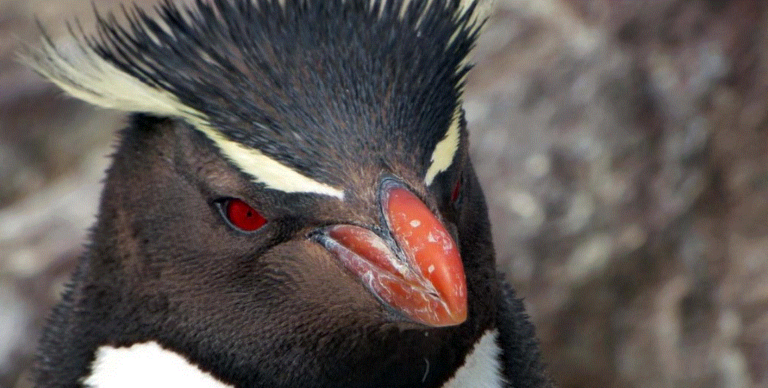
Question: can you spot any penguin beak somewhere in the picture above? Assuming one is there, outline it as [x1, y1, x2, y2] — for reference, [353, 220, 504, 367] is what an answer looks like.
[315, 182, 467, 327]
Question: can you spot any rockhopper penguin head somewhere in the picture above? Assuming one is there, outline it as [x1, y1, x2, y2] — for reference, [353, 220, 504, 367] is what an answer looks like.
[26, 0, 551, 387]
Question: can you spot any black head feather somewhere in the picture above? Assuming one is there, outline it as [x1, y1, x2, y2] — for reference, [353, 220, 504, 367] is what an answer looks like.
[79, 0, 482, 186]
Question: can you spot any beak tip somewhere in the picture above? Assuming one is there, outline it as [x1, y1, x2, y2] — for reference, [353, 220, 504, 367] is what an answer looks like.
[419, 308, 467, 328]
[442, 298, 469, 327]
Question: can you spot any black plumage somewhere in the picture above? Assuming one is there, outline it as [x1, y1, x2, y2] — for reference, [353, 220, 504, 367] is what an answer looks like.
[29, 1, 552, 387]
[77, 0, 478, 187]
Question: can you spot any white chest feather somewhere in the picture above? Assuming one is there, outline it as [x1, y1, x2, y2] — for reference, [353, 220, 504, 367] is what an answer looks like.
[441, 329, 506, 388]
[83, 342, 233, 388]
[84, 330, 504, 388]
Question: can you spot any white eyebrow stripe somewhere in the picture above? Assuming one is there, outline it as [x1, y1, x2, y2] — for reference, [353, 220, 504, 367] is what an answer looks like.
[25, 39, 345, 199]
[195, 125, 345, 199]
[424, 107, 461, 186]
[25, 37, 195, 117]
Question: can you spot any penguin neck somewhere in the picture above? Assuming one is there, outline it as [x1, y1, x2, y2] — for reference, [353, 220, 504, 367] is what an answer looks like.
[82, 329, 505, 388]
[441, 329, 505, 388]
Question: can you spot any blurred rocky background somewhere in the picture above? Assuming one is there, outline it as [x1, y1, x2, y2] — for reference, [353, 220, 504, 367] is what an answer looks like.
[1, 0, 766, 387]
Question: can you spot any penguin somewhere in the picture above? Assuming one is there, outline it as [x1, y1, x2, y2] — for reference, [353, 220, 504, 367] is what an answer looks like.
[25, 0, 553, 387]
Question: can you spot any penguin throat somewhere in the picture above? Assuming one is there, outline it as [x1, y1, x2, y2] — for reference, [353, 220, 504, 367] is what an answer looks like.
[83, 330, 504, 388]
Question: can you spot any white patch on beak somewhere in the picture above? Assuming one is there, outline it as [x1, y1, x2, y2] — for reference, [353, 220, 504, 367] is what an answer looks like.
[24, 38, 345, 199]
[424, 106, 462, 186]
[83, 342, 234, 388]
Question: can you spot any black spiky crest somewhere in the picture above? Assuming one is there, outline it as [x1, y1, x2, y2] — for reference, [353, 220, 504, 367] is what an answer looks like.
[34, 0, 485, 188]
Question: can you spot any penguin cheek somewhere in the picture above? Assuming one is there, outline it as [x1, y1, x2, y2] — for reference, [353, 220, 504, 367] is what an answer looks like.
[149, 242, 382, 365]
[247, 241, 386, 326]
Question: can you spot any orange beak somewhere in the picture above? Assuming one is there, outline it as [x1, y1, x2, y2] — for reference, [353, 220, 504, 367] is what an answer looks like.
[317, 181, 467, 327]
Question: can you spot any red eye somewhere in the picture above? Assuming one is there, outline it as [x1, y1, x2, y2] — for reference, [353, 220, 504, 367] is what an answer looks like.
[224, 199, 267, 231]
[450, 178, 462, 204]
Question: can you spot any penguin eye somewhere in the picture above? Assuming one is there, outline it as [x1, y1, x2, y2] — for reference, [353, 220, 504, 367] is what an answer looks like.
[220, 198, 267, 232]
